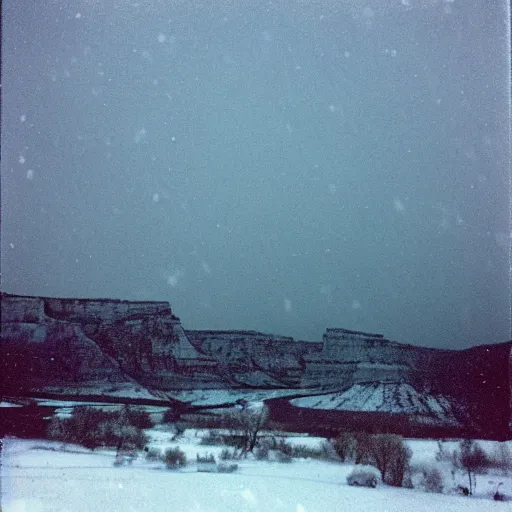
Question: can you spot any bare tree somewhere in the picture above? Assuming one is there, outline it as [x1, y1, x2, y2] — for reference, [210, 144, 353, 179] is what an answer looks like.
[229, 403, 269, 455]
[457, 439, 489, 495]
[388, 438, 412, 487]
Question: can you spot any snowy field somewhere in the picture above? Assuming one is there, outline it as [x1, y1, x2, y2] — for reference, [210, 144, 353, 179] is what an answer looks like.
[2, 433, 511, 512]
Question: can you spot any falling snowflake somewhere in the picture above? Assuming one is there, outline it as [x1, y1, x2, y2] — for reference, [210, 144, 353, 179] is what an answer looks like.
[134, 127, 147, 143]
[164, 269, 184, 287]
[393, 198, 405, 212]
[241, 488, 257, 506]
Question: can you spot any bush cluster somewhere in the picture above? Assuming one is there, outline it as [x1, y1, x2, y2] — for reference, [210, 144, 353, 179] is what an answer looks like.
[217, 462, 239, 473]
[421, 466, 444, 493]
[145, 447, 162, 461]
[437, 439, 511, 475]
[179, 413, 228, 429]
[333, 432, 358, 462]
[332, 432, 412, 487]
[124, 407, 153, 429]
[197, 453, 215, 463]
[171, 422, 187, 440]
[200, 430, 258, 451]
[219, 447, 239, 460]
[275, 450, 293, 463]
[290, 441, 337, 461]
[451, 439, 493, 495]
[164, 446, 187, 469]
[291, 444, 323, 459]
[490, 443, 512, 474]
[253, 437, 293, 462]
[254, 443, 270, 460]
[222, 434, 248, 449]
[200, 430, 225, 446]
[47, 405, 149, 451]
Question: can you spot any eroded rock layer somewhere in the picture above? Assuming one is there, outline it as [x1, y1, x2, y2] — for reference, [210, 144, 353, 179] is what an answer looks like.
[1, 292, 510, 439]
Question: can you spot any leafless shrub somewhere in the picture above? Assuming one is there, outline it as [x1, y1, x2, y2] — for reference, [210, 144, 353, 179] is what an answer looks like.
[217, 462, 238, 473]
[370, 434, 412, 487]
[421, 466, 444, 493]
[489, 443, 512, 475]
[333, 432, 357, 462]
[454, 439, 490, 495]
[164, 446, 187, 469]
[145, 447, 161, 461]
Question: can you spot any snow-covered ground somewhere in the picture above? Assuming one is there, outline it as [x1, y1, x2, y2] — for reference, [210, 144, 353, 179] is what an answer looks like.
[2, 434, 511, 512]
[167, 389, 305, 406]
[41, 384, 159, 400]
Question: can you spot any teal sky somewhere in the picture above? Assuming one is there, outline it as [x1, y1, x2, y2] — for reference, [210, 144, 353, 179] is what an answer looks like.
[2, 0, 510, 348]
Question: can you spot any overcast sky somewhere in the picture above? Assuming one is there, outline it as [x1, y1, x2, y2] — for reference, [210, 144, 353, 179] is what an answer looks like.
[2, 0, 510, 348]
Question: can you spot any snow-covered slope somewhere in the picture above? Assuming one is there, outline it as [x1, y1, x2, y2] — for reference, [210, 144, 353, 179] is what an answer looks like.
[291, 382, 463, 426]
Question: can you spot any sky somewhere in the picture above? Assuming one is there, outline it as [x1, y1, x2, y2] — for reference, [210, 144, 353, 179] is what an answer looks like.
[1, 0, 510, 349]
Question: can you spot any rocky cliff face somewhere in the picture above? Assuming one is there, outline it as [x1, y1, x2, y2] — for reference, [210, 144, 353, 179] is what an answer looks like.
[1, 294, 129, 393]
[186, 330, 322, 386]
[1, 293, 510, 439]
[0, 293, 222, 394]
